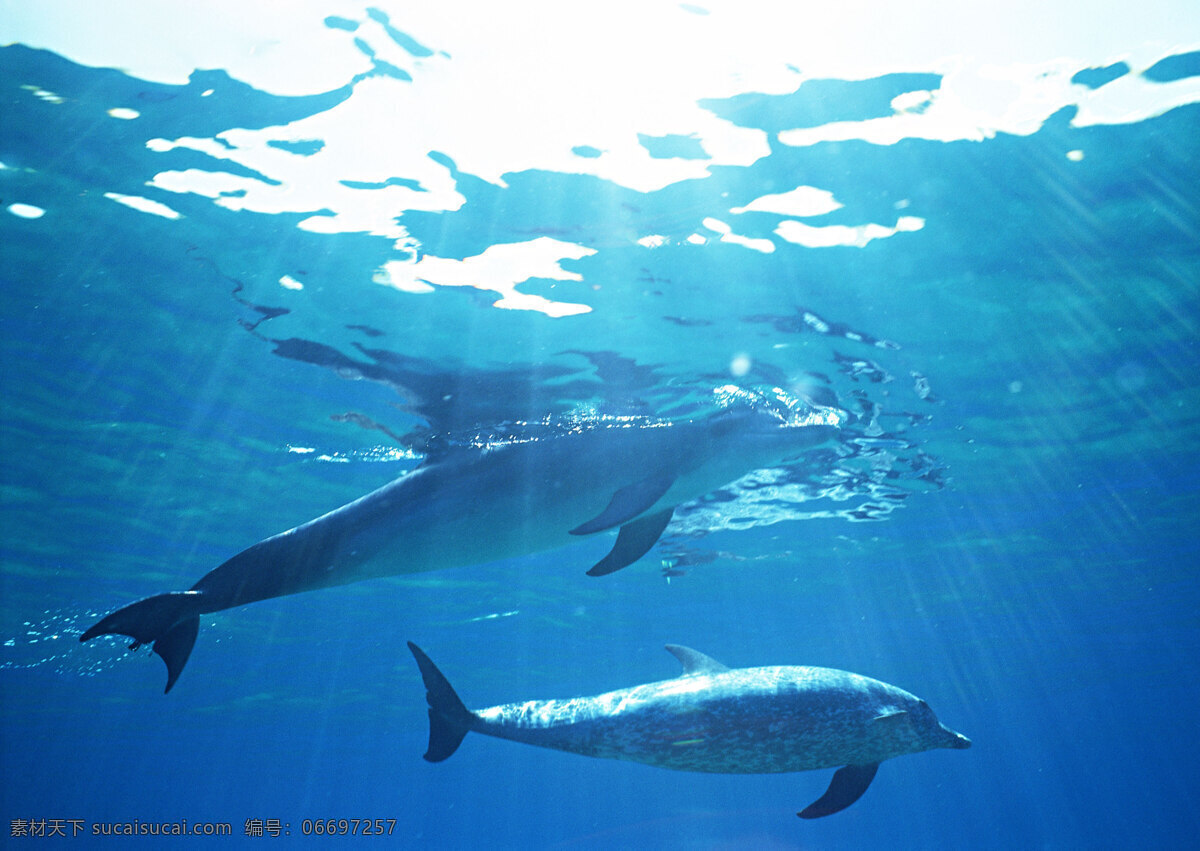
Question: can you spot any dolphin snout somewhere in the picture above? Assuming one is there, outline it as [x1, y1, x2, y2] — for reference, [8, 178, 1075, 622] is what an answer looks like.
[943, 727, 972, 749]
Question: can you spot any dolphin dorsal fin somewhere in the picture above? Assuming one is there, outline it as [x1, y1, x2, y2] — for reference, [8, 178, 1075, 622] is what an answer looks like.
[665, 644, 730, 676]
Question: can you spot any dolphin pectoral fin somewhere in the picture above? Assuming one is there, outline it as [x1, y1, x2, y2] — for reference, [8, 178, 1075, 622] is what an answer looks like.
[569, 474, 675, 535]
[798, 763, 880, 819]
[79, 591, 205, 694]
[586, 509, 673, 577]
[408, 642, 476, 762]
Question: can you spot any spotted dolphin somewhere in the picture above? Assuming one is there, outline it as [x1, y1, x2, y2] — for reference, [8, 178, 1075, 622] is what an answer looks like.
[408, 642, 970, 818]
[80, 406, 836, 693]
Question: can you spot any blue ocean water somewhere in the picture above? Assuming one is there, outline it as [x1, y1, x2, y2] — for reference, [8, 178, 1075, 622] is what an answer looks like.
[2, 7, 1199, 848]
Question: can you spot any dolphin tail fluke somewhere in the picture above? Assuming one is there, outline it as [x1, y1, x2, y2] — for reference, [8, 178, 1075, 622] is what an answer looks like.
[407, 642, 475, 762]
[798, 762, 880, 819]
[152, 615, 200, 694]
[79, 591, 204, 693]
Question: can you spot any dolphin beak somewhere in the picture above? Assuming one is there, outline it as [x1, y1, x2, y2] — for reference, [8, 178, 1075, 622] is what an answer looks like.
[943, 727, 972, 749]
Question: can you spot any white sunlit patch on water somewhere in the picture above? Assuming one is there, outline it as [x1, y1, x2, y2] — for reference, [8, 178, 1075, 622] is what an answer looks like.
[775, 50, 1200, 148]
[700, 217, 775, 254]
[103, 191, 182, 220]
[373, 236, 596, 317]
[8, 1, 1193, 321]
[7, 203, 45, 219]
[643, 188, 922, 251]
[727, 186, 924, 251]
[9, 8, 1198, 189]
[775, 215, 925, 249]
[729, 186, 843, 218]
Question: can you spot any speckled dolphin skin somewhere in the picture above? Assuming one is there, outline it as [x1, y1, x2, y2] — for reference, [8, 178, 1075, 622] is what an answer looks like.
[80, 406, 835, 693]
[409, 642, 970, 818]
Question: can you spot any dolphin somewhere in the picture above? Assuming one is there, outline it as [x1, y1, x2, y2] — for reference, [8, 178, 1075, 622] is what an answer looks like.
[409, 642, 970, 818]
[80, 406, 836, 692]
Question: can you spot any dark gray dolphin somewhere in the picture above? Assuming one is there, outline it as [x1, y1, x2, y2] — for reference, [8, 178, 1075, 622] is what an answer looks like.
[409, 642, 970, 818]
[80, 407, 836, 692]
